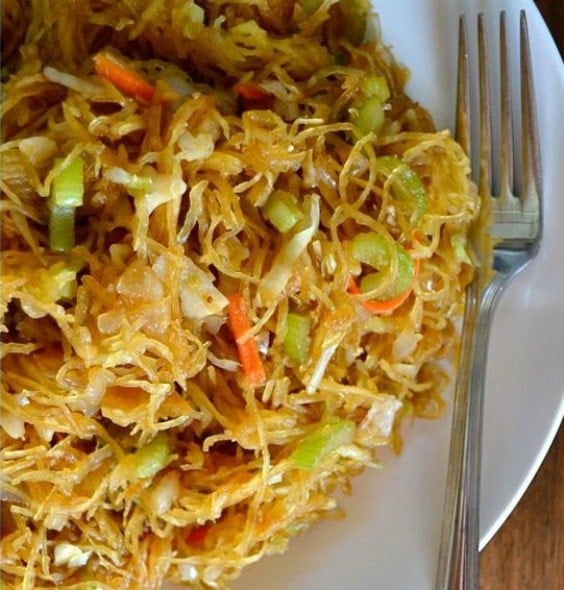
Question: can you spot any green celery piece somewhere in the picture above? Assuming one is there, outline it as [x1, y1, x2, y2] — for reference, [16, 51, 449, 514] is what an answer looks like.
[262, 190, 303, 233]
[350, 95, 385, 137]
[292, 419, 356, 470]
[284, 312, 311, 365]
[49, 204, 76, 253]
[376, 156, 428, 224]
[182, 2, 205, 39]
[362, 76, 390, 102]
[360, 244, 415, 299]
[450, 233, 473, 265]
[49, 156, 84, 252]
[52, 156, 84, 207]
[351, 232, 390, 268]
[130, 433, 170, 479]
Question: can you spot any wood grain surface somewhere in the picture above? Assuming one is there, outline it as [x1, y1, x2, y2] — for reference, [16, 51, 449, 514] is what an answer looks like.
[479, 2, 563, 589]
[534, 0, 564, 55]
[480, 429, 563, 589]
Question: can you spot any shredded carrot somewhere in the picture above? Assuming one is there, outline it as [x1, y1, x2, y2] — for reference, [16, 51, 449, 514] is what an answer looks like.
[233, 83, 270, 101]
[93, 53, 155, 103]
[227, 294, 267, 386]
[348, 257, 420, 314]
[185, 524, 210, 546]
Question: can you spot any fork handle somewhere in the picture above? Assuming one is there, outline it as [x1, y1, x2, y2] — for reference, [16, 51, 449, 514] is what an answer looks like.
[436, 274, 506, 590]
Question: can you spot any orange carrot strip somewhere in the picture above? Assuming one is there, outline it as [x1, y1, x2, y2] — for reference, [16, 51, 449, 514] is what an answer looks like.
[227, 294, 267, 386]
[186, 524, 210, 546]
[348, 257, 420, 314]
[93, 53, 155, 103]
[234, 83, 270, 101]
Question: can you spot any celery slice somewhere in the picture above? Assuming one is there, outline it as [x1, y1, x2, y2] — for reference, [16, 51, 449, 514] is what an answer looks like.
[362, 76, 390, 102]
[352, 232, 415, 299]
[284, 312, 311, 365]
[359, 244, 415, 299]
[350, 95, 385, 136]
[351, 232, 390, 268]
[182, 2, 205, 39]
[292, 419, 355, 470]
[49, 155, 84, 252]
[451, 234, 473, 265]
[262, 190, 303, 233]
[49, 204, 75, 253]
[376, 156, 428, 224]
[52, 156, 84, 207]
[130, 433, 170, 479]
[259, 194, 320, 303]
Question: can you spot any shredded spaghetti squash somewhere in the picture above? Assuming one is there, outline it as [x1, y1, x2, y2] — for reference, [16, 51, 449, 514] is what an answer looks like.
[0, 1, 479, 588]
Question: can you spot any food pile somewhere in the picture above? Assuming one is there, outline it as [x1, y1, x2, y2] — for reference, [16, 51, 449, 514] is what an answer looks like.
[1, 1, 478, 588]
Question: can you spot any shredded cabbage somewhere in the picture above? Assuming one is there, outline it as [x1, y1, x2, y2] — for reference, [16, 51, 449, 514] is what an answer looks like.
[1, 1, 479, 589]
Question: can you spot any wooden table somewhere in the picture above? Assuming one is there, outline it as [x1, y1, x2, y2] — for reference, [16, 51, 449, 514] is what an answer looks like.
[480, 2, 563, 588]
[480, 428, 563, 589]
[534, 0, 564, 56]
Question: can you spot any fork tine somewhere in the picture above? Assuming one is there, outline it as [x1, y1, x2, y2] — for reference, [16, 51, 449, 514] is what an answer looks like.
[519, 10, 542, 213]
[455, 16, 470, 157]
[499, 12, 514, 201]
[477, 14, 492, 199]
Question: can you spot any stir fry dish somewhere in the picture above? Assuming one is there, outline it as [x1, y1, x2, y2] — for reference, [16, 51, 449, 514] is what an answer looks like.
[1, 1, 479, 588]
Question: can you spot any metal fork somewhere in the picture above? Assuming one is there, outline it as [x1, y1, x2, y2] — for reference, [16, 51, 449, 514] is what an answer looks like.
[435, 11, 542, 590]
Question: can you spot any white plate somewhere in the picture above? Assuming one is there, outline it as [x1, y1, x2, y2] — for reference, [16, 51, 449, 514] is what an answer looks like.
[229, 1, 564, 589]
